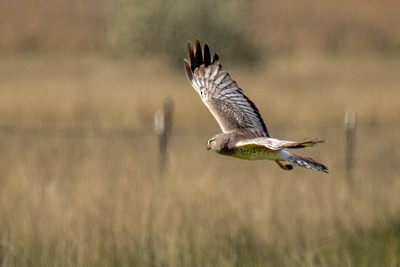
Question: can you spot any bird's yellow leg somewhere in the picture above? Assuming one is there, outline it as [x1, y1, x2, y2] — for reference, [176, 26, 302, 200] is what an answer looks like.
[275, 160, 293, 171]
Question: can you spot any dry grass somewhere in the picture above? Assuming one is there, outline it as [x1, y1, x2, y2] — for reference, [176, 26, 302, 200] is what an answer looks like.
[0, 52, 399, 266]
[1, 1, 399, 265]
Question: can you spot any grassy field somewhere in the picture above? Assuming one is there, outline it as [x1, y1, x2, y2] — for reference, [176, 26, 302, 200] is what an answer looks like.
[1, 1, 399, 265]
[0, 51, 399, 266]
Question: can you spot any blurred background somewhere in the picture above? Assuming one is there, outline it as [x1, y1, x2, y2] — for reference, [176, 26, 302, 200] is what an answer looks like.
[0, 0, 399, 266]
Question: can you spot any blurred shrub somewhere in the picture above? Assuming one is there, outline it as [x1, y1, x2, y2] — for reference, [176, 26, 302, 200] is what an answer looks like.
[107, 0, 263, 67]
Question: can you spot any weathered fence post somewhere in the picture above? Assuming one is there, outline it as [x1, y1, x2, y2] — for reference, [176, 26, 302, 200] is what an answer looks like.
[154, 98, 174, 176]
[344, 109, 357, 184]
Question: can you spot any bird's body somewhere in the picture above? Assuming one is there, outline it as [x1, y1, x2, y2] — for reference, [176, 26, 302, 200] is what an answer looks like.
[184, 39, 328, 173]
[218, 144, 279, 161]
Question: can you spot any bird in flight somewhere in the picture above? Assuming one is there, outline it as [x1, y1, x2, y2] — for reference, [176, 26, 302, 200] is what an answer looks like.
[184, 39, 328, 173]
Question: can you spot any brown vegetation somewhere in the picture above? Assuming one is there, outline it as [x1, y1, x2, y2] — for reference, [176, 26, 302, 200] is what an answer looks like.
[0, 52, 399, 265]
[1, 0, 399, 54]
[0, 0, 399, 265]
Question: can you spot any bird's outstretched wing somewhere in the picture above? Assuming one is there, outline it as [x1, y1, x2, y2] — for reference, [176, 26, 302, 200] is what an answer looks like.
[184, 39, 269, 137]
[235, 138, 326, 151]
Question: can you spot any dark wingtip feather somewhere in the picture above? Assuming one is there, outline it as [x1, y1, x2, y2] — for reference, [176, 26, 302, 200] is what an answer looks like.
[186, 39, 220, 71]
[194, 39, 203, 70]
[204, 44, 211, 66]
[213, 53, 219, 62]
[187, 41, 195, 71]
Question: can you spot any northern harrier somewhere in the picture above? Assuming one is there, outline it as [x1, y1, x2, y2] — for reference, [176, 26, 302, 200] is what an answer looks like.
[184, 40, 328, 173]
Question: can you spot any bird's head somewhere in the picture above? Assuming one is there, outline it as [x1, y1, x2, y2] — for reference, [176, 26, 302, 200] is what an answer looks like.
[207, 133, 230, 152]
[207, 136, 216, 151]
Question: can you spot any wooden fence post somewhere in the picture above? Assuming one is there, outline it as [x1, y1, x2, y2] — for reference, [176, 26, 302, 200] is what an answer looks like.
[344, 109, 356, 184]
[154, 98, 174, 176]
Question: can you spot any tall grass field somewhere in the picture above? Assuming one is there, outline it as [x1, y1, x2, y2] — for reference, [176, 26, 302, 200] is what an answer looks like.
[0, 52, 399, 266]
[1, 0, 400, 265]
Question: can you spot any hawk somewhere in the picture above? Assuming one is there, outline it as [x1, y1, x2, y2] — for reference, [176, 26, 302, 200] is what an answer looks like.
[184, 39, 328, 173]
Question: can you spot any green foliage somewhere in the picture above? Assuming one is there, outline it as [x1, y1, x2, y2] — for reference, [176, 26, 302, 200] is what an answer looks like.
[108, 0, 263, 67]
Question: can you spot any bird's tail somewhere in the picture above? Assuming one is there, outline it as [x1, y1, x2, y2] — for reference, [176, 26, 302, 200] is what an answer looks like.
[286, 153, 329, 173]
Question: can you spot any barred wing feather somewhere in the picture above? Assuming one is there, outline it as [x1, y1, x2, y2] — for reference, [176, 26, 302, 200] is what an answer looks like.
[184, 39, 269, 137]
